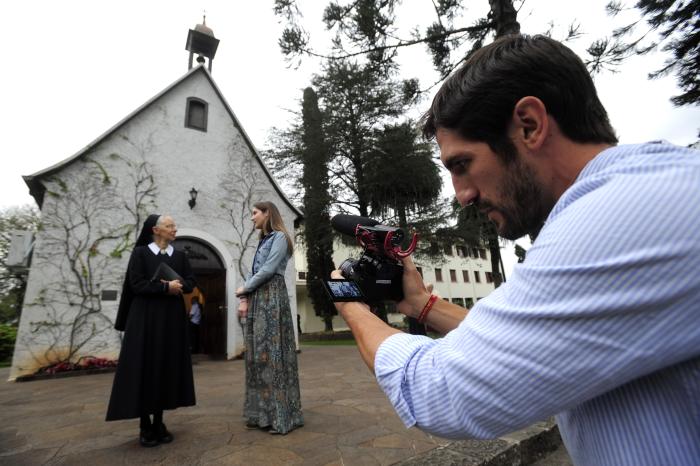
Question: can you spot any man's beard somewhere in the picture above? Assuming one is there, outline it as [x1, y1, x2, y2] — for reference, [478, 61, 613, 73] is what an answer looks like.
[480, 157, 555, 241]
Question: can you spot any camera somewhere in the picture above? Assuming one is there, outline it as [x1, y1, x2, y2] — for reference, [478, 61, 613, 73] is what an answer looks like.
[326, 215, 418, 303]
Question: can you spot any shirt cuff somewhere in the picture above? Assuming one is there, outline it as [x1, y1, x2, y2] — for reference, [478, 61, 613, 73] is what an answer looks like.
[375, 332, 434, 428]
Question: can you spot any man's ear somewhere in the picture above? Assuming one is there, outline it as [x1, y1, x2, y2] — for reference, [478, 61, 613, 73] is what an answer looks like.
[511, 96, 549, 150]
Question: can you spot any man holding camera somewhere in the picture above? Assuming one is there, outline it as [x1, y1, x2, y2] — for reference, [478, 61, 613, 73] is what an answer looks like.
[332, 34, 700, 466]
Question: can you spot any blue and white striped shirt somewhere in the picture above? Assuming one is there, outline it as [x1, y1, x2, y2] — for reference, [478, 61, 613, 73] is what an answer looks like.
[375, 142, 700, 466]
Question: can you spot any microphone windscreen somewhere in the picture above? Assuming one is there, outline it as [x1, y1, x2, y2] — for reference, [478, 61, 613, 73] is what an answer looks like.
[331, 215, 380, 236]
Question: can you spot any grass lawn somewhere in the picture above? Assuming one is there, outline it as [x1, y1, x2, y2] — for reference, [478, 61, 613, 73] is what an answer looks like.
[300, 339, 357, 346]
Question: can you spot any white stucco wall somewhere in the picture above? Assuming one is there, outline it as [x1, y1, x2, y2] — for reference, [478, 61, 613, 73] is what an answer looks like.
[10, 68, 299, 380]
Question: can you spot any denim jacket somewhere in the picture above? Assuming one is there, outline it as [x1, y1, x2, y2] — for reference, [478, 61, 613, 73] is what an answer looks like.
[244, 231, 290, 293]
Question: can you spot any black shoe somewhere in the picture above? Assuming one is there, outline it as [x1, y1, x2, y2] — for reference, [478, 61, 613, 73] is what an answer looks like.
[155, 423, 174, 444]
[139, 428, 159, 447]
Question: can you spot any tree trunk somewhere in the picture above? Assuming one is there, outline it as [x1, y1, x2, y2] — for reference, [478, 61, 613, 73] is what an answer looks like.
[489, 0, 521, 38]
[323, 315, 334, 332]
[487, 233, 503, 288]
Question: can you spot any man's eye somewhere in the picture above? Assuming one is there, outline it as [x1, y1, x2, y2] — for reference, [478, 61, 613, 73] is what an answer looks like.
[449, 159, 469, 175]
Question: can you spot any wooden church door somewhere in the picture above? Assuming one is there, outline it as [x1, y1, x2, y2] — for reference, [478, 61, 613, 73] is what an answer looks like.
[173, 238, 227, 357]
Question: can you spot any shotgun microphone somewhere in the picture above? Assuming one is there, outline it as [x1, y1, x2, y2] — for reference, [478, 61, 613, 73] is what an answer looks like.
[330, 215, 380, 236]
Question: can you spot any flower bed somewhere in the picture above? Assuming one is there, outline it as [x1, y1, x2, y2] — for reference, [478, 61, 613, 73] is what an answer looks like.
[38, 357, 117, 375]
[16, 357, 118, 382]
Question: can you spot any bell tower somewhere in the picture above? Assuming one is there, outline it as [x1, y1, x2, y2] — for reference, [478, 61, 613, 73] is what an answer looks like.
[185, 15, 220, 72]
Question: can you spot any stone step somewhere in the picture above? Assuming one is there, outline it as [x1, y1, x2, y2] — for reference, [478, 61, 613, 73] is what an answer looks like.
[394, 419, 563, 466]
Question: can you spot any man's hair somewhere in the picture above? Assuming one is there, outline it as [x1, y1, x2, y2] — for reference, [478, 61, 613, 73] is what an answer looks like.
[422, 34, 618, 153]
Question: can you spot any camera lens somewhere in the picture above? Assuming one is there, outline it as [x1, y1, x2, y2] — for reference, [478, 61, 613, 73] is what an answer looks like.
[339, 259, 358, 280]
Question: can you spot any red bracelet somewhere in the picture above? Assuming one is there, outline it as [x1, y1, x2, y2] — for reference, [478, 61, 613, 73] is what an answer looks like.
[417, 294, 438, 324]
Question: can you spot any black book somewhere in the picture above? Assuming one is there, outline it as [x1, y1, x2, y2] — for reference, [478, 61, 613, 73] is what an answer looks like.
[151, 262, 184, 283]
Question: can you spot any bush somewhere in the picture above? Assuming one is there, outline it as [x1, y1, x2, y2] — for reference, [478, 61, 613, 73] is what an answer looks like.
[0, 324, 17, 363]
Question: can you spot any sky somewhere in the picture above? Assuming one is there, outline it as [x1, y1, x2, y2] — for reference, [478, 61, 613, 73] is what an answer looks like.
[1, 0, 698, 275]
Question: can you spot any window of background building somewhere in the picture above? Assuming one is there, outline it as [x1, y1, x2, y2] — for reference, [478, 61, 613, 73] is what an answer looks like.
[479, 248, 487, 259]
[449, 269, 457, 282]
[456, 245, 467, 257]
[185, 97, 208, 131]
[452, 297, 465, 307]
[474, 271, 481, 283]
[462, 270, 470, 282]
[443, 244, 453, 255]
[435, 268, 443, 282]
[485, 272, 493, 283]
[471, 248, 479, 259]
[465, 298, 474, 308]
[298, 271, 307, 280]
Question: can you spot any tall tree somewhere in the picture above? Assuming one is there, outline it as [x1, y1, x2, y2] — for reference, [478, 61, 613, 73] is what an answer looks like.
[276, 0, 522, 88]
[278, 0, 698, 108]
[365, 123, 442, 228]
[588, 0, 700, 108]
[300, 87, 337, 331]
[275, 0, 524, 284]
[0, 205, 40, 324]
[364, 122, 443, 332]
[313, 58, 416, 216]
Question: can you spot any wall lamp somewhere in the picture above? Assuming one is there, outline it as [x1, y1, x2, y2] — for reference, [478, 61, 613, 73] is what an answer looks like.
[188, 187, 198, 209]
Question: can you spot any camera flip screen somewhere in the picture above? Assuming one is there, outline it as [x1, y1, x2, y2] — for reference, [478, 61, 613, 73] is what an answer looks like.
[322, 279, 364, 302]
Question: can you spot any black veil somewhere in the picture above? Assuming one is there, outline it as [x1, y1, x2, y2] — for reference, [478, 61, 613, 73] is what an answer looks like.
[114, 214, 161, 331]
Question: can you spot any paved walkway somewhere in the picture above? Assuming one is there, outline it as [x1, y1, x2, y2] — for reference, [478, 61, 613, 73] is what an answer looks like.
[0, 346, 565, 465]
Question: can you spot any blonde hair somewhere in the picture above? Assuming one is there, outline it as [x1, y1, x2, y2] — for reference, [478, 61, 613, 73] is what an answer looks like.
[253, 201, 293, 254]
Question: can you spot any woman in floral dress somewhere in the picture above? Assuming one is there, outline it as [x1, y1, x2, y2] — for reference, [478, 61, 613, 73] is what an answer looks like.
[236, 201, 303, 434]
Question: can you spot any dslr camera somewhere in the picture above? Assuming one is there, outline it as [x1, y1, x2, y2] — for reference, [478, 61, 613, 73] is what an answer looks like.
[323, 215, 418, 303]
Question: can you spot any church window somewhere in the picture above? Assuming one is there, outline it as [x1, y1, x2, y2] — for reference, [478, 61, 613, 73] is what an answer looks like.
[185, 97, 208, 131]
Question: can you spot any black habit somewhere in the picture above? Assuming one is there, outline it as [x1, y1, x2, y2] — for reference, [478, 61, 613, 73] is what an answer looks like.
[106, 224, 197, 421]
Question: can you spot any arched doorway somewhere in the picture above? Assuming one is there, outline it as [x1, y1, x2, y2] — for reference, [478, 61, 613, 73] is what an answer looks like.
[173, 238, 226, 358]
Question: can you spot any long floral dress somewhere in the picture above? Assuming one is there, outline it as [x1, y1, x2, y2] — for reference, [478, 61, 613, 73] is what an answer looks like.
[244, 274, 304, 434]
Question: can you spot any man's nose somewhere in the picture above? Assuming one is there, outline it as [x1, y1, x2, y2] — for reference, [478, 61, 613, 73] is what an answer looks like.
[454, 184, 478, 207]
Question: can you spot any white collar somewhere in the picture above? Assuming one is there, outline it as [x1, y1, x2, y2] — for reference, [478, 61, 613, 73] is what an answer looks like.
[148, 242, 174, 256]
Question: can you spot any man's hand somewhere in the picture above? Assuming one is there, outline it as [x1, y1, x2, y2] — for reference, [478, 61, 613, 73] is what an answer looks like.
[396, 256, 467, 334]
[328, 270, 400, 372]
[396, 256, 432, 318]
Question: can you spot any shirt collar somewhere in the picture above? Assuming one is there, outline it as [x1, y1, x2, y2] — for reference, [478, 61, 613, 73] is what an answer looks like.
[148, 242, 174, 256]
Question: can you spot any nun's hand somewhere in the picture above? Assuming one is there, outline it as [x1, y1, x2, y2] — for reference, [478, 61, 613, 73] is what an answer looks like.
[164, 279, 183, 295]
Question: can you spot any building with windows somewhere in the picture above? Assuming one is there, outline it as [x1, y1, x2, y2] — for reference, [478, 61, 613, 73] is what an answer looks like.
[294, 237, 498, 333]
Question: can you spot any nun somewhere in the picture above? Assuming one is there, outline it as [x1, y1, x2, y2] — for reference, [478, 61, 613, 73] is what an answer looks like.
[106, 214, 196, 447]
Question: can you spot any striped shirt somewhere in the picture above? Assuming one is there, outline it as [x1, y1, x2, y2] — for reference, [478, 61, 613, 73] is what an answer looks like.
[375, 142, 700, 466]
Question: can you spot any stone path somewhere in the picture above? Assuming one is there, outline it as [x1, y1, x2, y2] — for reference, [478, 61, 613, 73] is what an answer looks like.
[0, 346, 565, 465]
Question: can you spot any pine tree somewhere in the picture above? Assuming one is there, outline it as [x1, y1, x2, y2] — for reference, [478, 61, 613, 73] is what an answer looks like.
[300, 87, 337, 331]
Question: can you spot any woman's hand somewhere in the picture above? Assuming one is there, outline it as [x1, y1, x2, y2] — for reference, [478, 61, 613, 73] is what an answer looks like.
[235, 286, 246, 297]
[238, 296, 248, 319]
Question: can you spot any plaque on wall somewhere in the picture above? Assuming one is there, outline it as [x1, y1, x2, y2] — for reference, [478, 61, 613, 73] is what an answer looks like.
[101, 290, 118, 301]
